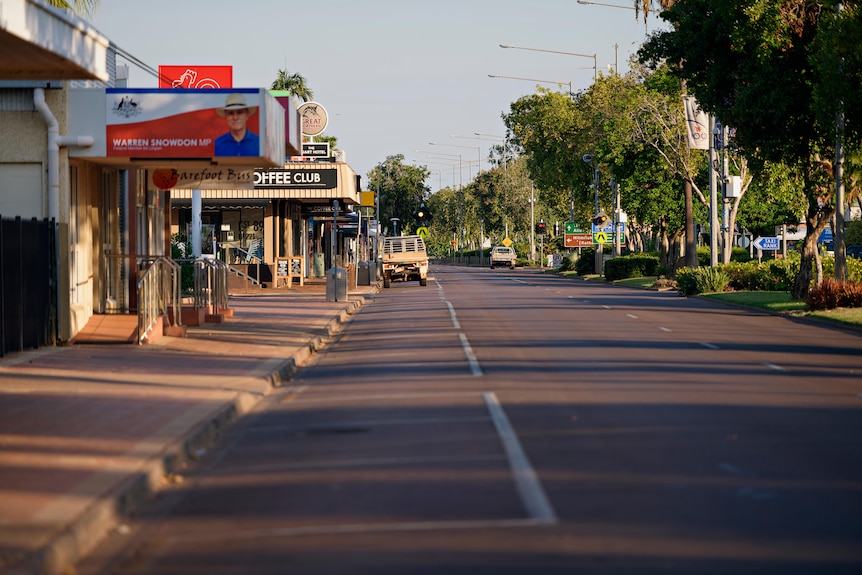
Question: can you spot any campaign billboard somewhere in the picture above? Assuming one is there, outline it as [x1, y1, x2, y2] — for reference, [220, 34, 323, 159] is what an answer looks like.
[101, 88, 284, 165]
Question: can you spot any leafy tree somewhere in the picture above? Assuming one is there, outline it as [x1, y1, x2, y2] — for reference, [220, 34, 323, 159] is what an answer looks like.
[271, 69, 314, 103]
[640, 0, 861, 298]
[367, 155, 430, 236]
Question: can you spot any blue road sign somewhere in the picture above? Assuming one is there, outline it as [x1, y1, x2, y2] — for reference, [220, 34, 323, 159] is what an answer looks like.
[753, 236, 780, 251]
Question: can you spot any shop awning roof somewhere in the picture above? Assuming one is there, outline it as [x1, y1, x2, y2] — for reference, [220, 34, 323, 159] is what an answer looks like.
[0, 0, 109, 81]
[169, 162, 360, 205]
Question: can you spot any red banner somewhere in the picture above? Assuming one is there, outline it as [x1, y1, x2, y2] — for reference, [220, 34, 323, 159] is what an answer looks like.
[158, 66, 233, 89]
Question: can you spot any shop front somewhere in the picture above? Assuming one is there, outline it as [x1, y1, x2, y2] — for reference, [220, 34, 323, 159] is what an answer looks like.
[170, 162, 361, 287]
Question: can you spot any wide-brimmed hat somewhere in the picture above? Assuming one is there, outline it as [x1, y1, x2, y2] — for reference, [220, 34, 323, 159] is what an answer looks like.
[216, 93, 258, 117]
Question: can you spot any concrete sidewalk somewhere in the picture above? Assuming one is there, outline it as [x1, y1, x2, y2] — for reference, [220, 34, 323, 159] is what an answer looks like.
[0, 282, 379, 575]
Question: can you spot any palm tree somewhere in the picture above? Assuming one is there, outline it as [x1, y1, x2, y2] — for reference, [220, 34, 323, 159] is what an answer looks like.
[46, 0, 100, 17]
[633, 0, 674, 21]
[271, 69, 314, 103]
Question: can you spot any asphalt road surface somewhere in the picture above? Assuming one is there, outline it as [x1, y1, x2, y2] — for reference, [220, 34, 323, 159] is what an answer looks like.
[80, 265, 862, 575]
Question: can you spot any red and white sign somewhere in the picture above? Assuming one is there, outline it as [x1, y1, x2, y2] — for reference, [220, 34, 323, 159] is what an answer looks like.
[105, 88, 260, 158]
[158, 65, 233, 89]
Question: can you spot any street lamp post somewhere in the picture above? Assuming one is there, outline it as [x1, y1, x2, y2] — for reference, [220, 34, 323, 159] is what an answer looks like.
[499, 44, 597, 81]
[430, 141, 481, 176]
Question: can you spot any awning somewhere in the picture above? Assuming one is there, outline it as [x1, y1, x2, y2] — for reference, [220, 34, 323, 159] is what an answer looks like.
[0, 0, 109, 81]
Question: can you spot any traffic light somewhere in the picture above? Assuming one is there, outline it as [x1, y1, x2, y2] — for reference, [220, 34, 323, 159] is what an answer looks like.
[415, 205, 432, 224]
[592, 210, 609, 227]
[536, 221, 547, 235]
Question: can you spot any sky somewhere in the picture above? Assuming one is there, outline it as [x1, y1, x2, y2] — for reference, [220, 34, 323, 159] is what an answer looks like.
[90, 0, 668, 192]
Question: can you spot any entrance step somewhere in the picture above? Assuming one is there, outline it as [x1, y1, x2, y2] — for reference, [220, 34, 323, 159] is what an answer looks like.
[72, 314, 137, 344]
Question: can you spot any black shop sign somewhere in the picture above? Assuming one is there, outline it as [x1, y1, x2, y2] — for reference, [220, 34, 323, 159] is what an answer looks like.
[254, 168, 337, 189]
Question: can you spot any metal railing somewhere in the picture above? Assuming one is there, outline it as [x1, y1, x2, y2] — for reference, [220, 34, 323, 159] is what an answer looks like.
[193, 257, 230, 312]
[136, 256, 182, 345]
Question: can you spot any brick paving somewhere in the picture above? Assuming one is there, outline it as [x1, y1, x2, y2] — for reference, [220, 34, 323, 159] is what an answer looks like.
[0, 280, 378, 575]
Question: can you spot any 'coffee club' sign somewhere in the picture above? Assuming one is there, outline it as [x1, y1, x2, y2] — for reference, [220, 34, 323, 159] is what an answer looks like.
[254, 168, 337, 189]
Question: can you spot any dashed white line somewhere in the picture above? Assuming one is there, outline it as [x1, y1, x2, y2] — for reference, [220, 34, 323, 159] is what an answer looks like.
[763, 363, 787, 372]
[459, 333, 483, 377]
[445, 301, 461, 329]
[626, 314, 638, 319]
[658, 326, 671, 332]
[700, 342, 720, 350]
[483, 392, 557, 525]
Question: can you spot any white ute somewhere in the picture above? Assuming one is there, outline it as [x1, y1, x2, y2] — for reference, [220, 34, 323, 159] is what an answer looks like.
[382, 235, 429, 288]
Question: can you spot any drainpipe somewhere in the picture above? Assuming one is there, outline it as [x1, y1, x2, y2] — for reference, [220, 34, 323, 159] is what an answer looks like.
[33, 88, 95, 221]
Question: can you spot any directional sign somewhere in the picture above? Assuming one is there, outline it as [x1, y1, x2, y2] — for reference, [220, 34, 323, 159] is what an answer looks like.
[565, 222, 588, 234]
[565, 234, 593, 248]
[753, 236, 780, 251]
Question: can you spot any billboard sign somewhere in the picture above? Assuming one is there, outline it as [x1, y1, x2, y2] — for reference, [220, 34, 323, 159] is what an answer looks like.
[158, 65, 233, 89]
[105, 88, 283, 165]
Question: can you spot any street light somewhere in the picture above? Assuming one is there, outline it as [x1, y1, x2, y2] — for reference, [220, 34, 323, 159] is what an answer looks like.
[576, 0, 636, 10]
[430, 141, 482, 175]
[499, 43, 597, 80]
[474, 132, 506, 141]
[488, 74, 573, 95]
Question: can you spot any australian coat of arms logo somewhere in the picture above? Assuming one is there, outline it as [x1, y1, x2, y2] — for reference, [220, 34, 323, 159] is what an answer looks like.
[112, 95, 141, 118]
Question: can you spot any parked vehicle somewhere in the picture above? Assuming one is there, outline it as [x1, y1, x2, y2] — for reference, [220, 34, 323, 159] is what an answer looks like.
[489, 246, 516, 269]
[847, 245, 862, 260]
[382, 235, 428, 288]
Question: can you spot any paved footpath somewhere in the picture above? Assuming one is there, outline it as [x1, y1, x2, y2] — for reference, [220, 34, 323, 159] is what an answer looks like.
[0, 283, 378, 575]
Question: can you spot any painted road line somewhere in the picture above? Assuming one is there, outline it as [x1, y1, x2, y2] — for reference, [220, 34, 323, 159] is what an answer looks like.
[445, 301, 461, 329]
[658, 326, 671, 332]
[459, 333, 483, 377]
[626, 314, 638, 319]
[700, 342, 720, 350]
[483, 392, 557, 525]
[764, 363, 787, 372]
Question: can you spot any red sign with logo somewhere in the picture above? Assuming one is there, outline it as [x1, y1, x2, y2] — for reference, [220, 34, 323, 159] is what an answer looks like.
[158, 66, 233, 89]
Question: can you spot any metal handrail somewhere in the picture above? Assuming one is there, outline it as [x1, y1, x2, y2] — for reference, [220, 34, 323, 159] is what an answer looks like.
[136, 256, 181, 345]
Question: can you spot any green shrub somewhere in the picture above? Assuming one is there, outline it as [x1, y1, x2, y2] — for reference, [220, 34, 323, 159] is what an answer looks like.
[752, 258, 797, 291]
[604, 254, 661, 281]
[696, 266, 731, 293]
[675, 267, 699, 295]
[574, 248, 596, 275]
[722, 261, 759, 290]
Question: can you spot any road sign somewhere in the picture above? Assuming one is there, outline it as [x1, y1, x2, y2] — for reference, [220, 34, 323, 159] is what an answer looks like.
[753, 236, 780, 251]
[565, 222, 588, 234]
[502, 237, 512, 247]
[565, 234, 592, 248]
[594, 231, 609, 244]
[416, 226, 429, 239]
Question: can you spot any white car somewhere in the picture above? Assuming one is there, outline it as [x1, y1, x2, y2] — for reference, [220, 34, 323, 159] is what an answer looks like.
[490, 246, 516, 269]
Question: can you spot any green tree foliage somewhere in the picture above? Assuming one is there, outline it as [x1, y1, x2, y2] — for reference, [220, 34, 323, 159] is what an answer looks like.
[271, 69, 314, 103]
[367, 155, 430, 236]
[640, 0, 862, 298]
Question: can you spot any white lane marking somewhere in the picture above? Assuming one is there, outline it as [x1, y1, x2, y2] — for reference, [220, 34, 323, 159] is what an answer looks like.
[165, 518, 549, 544]
[658, 326, 671, 332]
[483, 392, 557, 525]
[459, 333, 483, 377]
[700, 342, 720, 350]
[626, 314, 638, 319]
[445, 301, 461, 329]
[763, 363, 787, 372]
